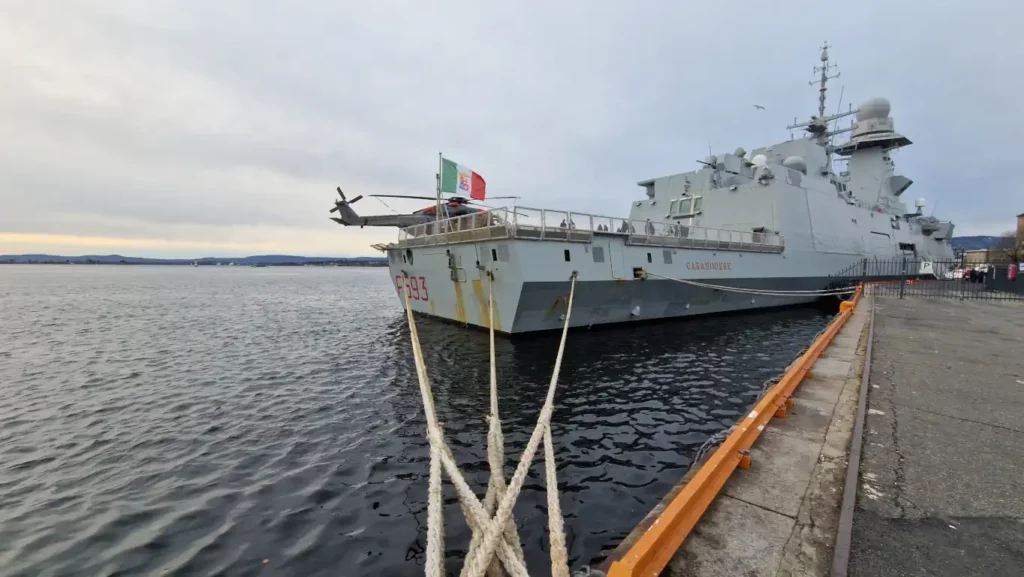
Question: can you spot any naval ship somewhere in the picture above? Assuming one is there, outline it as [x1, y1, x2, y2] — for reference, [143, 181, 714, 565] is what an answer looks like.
[329, 46, 955, 334]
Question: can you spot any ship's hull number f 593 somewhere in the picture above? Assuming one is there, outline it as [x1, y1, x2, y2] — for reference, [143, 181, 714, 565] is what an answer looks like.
[396, 275, 430, 301]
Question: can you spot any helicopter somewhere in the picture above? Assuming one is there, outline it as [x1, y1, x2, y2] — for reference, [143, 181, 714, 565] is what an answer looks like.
[329, 187, 518, 229]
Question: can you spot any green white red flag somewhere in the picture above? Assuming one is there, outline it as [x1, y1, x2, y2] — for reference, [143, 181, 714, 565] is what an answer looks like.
[440, 157, 486, 200]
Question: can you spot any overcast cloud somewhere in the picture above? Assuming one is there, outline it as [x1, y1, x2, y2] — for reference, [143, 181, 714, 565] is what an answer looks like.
[1, 0, 1021, 257]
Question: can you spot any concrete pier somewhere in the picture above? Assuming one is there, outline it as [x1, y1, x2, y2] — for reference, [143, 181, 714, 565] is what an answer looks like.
[597, 299, 871, 577]
[596, 295, 1024, 577]
[850, 297, 1024, 576]
[662, 307, 868, 577]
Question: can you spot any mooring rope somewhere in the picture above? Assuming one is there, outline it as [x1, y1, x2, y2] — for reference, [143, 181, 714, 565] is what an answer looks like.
[402, 272, 575, 577]
[644, 271, 857, 296]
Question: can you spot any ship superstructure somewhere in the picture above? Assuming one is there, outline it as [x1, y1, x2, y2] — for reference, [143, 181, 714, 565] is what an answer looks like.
[339, 45, 955, 334]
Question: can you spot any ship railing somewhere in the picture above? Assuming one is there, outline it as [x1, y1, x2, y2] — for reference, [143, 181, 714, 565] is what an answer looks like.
[393, 205, 784, 252]
[398, 209, 511, 247]
[506, 207, 594, 243]
[627, 220, 785, 253]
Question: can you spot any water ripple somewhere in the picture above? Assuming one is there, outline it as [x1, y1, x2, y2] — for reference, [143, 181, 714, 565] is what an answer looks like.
[0, 265, 830, 576]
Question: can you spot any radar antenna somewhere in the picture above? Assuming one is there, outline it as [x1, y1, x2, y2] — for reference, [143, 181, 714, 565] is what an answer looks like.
[813, 42, 839, 121]
[786, 42, 857, 146]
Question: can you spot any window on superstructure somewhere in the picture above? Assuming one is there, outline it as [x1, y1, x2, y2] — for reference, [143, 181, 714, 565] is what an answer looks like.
[647, 252, 652, 263]
[669, 195, 703, 218]
[564, 249, 571, 262]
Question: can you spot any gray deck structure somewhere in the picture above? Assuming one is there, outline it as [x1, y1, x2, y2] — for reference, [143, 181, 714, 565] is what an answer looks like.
[361, 46, 957, 333]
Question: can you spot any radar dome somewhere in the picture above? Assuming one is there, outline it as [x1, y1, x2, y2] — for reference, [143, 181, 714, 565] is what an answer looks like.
[915, 198, 927, 208]
[705, 155, 718, 165]
[856, 97, 891, 121]
[734, 147, 747, 158]
[782, 156, 807, 174]
[751, 154, 768, 167]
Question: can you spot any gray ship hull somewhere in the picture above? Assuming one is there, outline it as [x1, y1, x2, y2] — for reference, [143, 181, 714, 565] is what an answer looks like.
[510, 276, 832, 332]
[384, 232, 880, 334]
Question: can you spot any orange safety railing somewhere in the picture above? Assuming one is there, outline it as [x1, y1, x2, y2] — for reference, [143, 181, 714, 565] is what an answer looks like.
[607, 285, 863, 577]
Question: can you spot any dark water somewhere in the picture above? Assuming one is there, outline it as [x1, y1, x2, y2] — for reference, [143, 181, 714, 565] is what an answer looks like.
[0, 266, 831, 577]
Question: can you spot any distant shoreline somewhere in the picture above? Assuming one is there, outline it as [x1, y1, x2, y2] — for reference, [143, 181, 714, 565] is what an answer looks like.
[0, 261, 387, 267]
[0, 254, 388, 267]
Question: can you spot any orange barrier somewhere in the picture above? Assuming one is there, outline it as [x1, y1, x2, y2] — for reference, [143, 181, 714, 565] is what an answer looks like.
[607, 285, 863, 577]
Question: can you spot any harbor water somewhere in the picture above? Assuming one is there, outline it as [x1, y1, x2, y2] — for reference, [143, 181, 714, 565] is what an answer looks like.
[0, 266, 832, 576]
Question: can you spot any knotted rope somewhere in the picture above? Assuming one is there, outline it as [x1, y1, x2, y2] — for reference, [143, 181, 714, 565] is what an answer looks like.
[402, 271, 576, 577]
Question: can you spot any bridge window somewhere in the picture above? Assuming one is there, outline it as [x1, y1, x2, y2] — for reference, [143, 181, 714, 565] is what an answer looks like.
[669, 195, 703, 218]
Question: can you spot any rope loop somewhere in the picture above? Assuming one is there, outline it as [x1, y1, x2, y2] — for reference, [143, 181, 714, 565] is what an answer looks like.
[401, 271, 576, 577]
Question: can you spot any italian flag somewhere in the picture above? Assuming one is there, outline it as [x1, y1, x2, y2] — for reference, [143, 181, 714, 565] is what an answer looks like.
[440, 157, 486, 200]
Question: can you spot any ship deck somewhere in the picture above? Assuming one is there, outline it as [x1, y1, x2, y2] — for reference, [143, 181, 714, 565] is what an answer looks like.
[382, 205, 786, 254]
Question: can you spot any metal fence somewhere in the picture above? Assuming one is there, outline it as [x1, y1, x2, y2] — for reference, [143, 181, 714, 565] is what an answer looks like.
[829, 258, 1024, 301]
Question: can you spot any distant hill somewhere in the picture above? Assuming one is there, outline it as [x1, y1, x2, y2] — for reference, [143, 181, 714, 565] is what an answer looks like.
[0, 254, 387, 266]
[949, 236, 999, 251]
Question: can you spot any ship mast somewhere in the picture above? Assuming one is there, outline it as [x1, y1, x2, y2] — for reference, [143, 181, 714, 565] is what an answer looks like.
[786, 42, 856, 148]
[814, 43, 838, 129]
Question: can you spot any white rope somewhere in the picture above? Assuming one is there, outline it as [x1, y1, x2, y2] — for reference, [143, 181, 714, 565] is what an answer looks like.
[476, 273, 523, 577]
[402, 272, 575, 577]
[461, 274, 575, 577]
[645, 271, 858, 296]
[402, 282, 530, 577]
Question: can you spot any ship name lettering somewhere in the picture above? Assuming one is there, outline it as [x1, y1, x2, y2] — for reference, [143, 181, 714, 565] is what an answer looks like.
[686, 261, 732, 271]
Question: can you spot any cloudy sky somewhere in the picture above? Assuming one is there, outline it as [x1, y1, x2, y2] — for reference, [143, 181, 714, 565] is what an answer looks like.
[1, 0, 1020, 257]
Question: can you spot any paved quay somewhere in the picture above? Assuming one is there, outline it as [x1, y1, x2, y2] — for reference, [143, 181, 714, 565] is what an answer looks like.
[666, 307, 867, 577]
[596, 298, 871, 577]
[850, 297, 1024, 577]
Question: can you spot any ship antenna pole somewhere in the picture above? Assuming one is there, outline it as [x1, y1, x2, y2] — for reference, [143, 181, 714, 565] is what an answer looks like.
[827, 84, 845, 172]
[810, 41, 840, 146]
[436, 152, 443, 224]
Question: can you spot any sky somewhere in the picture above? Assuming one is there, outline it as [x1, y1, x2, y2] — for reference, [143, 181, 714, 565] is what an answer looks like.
[1, 0, 1021, 258]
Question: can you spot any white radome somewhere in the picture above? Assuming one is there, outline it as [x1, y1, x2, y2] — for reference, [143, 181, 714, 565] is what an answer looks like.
[782, 156, 808, 174]
[856, 97, 891, 121]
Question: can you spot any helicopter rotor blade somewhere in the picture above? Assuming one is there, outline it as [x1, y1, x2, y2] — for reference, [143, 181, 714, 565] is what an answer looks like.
[329, 205, 339, 213]
[336, 186, 347, 202]
[349, 195, 363, 204]
[369, 194, 438, 201]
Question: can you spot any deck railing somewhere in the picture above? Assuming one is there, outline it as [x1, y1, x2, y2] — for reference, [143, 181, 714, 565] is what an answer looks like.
[625, 220, 785, 253]
[393, 205, 785, 253]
